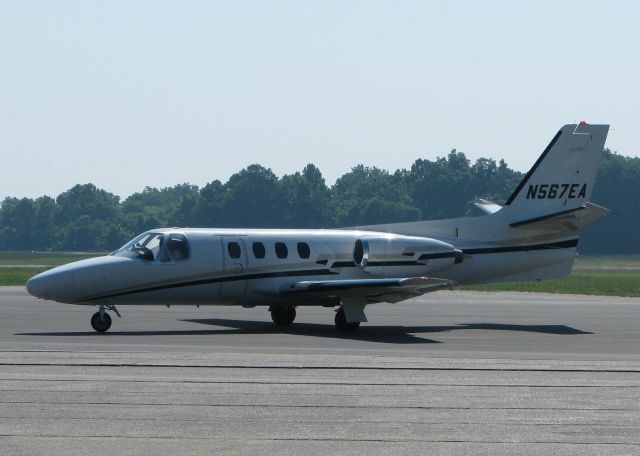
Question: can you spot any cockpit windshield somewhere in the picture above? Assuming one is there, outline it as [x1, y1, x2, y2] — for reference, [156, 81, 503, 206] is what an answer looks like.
[112, 232, 190, 262]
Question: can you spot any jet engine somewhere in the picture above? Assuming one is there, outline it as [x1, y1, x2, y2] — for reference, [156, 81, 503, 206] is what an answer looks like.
[352, 235, 462, 276]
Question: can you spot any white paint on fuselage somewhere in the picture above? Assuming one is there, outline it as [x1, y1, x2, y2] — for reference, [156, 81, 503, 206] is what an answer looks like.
[26, 227, 576, 307]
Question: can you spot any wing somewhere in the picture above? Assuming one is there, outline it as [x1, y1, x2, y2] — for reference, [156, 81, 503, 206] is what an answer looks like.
[279, 276, 454, 304]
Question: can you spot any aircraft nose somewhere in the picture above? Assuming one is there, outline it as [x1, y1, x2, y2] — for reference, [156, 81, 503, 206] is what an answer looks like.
[26, 275, 45, 298]
[26, 256, 133, 303]
[26, 267, 75, 302]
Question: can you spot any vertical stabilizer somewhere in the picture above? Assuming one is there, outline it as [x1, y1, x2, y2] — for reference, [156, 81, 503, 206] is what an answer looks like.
[502, 123, 609, 221]
[353, 123, 610, 246]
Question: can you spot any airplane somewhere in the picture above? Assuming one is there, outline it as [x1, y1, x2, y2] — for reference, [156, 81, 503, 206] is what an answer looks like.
[26, 122, 610, 333]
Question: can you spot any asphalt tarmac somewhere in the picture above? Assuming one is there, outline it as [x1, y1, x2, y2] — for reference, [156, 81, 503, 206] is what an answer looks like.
[1, 287, 639, 455]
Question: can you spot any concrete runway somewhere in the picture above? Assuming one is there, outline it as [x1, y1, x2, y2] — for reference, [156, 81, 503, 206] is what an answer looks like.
[1, 287, 639, 455]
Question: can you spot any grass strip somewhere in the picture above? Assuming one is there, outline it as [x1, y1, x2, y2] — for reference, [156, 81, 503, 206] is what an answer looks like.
[462, 270, 640, 297]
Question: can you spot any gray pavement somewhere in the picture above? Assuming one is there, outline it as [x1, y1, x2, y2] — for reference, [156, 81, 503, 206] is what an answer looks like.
[1, 287, 639, 455]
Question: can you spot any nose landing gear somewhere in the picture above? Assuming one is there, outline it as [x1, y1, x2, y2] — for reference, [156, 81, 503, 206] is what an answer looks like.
[90, 305, 121, 333]
[91, 311, 111, 332]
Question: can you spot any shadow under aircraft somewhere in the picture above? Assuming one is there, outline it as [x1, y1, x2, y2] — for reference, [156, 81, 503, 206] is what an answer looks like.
[16, 319, 591, 344]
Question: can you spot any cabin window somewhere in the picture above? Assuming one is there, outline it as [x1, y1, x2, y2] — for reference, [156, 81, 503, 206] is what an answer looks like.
[275, 242, 288, 259]
[297, 242, 311, 259]
[228, 242, 242, 259]
[252, 242, 266, 259]
[166, 233, 189, 261]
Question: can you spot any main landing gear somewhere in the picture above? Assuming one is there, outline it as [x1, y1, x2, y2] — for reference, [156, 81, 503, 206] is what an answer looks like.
[335, 307, 360, 332]
[334, 298, 367, 332]
[270, 305, 296, 326]
[90, 305, 121, 333]
[268, 301, 366, 331]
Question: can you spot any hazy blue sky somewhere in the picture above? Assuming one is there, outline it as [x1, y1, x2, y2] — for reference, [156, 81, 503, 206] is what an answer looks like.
[1, 1, 638, 200]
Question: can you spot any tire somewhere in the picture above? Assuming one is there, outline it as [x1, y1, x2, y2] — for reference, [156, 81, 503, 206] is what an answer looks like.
[91, 311, 112, 333]
[335, 307, 360, 332]
[270, 305, 296, 325]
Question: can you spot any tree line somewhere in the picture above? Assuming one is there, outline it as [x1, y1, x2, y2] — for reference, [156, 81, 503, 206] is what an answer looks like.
[0, 149, 637, 254]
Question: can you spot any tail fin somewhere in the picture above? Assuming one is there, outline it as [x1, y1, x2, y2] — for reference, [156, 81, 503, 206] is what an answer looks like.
[353, 123, 610, 245]
[502, 123, 609, 221]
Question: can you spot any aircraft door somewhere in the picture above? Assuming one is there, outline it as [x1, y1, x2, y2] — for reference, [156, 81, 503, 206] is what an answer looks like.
[220, 236, 248, 297]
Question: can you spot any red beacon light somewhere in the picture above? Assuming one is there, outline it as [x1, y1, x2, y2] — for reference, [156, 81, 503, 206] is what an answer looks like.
[579, 120, 588, 125]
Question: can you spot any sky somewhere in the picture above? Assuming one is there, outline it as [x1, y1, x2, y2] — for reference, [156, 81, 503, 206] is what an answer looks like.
[1, 0, 639, 201]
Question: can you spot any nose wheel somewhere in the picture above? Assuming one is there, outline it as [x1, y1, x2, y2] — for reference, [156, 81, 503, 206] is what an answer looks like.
[90, 305, 119, 333]
[91, 311, 112, 332]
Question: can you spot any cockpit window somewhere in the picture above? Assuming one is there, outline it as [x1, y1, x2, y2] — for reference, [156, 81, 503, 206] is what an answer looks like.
[144, 234, 163, 258]
[112, 232, 189, 262]
[125, 233, 163, 261]
[166, 233, 189, 261]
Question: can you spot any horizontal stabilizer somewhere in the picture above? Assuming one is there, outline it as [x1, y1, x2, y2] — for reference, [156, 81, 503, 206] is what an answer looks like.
[509, 202, 609, 231]
[473, 199, 502, 214]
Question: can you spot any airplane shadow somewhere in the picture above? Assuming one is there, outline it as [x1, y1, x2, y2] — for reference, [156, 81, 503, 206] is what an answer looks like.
[452, 323, 592, 335]
[178, 319, 441, 344]
[15, 320, 440, 344]
[181, 318, 593, 339]
[14, 320, 591, 345]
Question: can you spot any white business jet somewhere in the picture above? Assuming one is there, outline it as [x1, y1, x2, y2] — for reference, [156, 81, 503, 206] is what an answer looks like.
[27, 123, 609, 333]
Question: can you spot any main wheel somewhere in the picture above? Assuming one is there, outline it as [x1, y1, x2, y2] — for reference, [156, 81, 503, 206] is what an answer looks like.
[91, 311, 112, 333]
[270, 305, 296, 325]
[335, 307, 360, 332]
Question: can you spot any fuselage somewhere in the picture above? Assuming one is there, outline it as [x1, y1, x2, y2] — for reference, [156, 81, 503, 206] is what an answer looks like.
[26, 227, 577, 307]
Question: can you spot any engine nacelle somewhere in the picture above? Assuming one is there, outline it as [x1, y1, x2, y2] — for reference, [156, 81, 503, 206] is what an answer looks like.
[352, 235, 462, 276]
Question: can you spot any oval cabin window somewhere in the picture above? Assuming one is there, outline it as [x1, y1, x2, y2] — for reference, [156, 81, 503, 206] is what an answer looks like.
[275, 242, 288, 259]
[252, 242, 266, 259]
[297, 242, 310, 259]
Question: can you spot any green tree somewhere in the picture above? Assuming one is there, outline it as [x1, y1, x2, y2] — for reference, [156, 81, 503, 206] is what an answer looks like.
[56, 215, 128, 251]
[179, 180, 226, 227]
[122, 184, 199, 234]
[331, 165, 419, 226]
[580, 150, 640, 254]
[222, 165, 282, 227]
[408, 149, 472, 219]
[32, 196, 57, 250]
[469, 158, 522, 211]
[54, 184, 124, 250]
[279, 164, 333, 228]
[0, 197, 35, 250]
